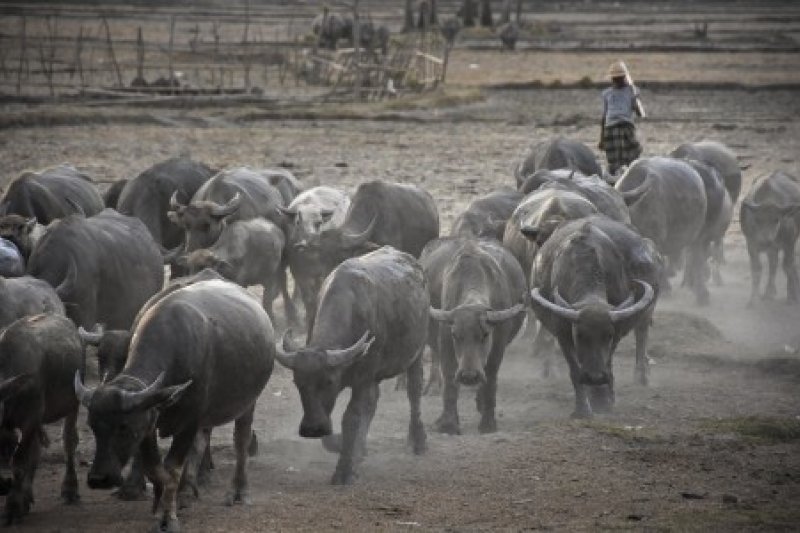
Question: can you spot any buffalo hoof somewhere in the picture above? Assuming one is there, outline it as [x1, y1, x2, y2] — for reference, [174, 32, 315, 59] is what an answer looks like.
[634, 367, 649, 387]
[177, 488, 198, 510]
[434, 415, 461, 435]
[154, 515, 180, 533]
[330, 469, 356, 486]
[115, 483, 147, 501]
[248, 432, 258, 457]
[3, 489, 32, 525]
[423, 375, 442, 396]
[478, 417, 497, 434]
[224, 490, 251, 506]
[570, 408, 592, 420]
[60, 486, 80, 505]
[394, 374, 407, 391]
[407, 423, 427, 455]
[321, 434, 342, 454]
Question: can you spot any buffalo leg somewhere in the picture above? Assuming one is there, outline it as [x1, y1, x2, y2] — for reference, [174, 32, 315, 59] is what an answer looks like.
[60, 408, 80, 504]
[765, 247, 779, 299]
[278, 267, 299, 329]
[423, 346, 442, 396]
[687, 243, 710, 306]
[783, 239, 800, 303]
[532, 324, 557, 378]
[747, 245, 762, 307]
[477, 350, 502, 434]
[435, 338, 461, 435]
[406, 354, 427, 454]
[4, 424, 40, 524]
[331, 386, 372, 485]
[142, 428, 195, 533]
[711, 240, 724, 286]
[559, 339, 591, 419]
[226, 406, 255, 505]
[354, 383, 380, 464]
[261, 280, 280, 326]
[117, 454, 146, 500]
[633, 316, 651, 386]
[178, 429, 209, 508]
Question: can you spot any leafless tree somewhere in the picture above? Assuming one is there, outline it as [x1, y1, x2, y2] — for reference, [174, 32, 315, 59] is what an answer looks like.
[461, 0, 476, 27]
[480, 0, 494, 27]
[403, 0, 415, 32]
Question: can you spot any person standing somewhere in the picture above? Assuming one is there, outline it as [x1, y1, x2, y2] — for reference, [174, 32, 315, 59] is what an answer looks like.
[599, 60, 644, 177]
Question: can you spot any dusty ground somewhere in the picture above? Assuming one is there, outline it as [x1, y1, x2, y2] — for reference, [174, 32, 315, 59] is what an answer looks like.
[2, 8, 800, 530]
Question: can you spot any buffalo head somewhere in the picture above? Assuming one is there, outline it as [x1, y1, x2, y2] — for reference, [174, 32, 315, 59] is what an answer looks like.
[74, 372, 191, 489]
[167, 192, 241, 252]
[0, 214, 38, 260]
[79, 325, 131, 381]
[530, 280, 654, 387]
[741, 199, 800, 246]
[274, 331, 374, 438]
[429, 302, 525, 386]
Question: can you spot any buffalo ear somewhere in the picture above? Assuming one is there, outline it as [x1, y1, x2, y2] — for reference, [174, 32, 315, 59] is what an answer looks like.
[136, 381, 193, 413]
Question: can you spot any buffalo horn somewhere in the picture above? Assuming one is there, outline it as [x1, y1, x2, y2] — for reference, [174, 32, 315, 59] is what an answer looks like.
[277, 205, 298, 217]
[55, 256, 79, 300]
[210, 192, 242, 217]
[274, 329, 300, 369]
[608, 280, 655, 324]
[78, 324, 105, 346]
[618, 172, 653, 205]
[485, 303, 526, 324]
[341, 214, 378, 248]
[530, 287, 579, 322]
[429, 306, 455, 323]
[169, 190, 186, 210]
[74, 370, 95, 408]
[326, 331, 374, 368]
[118, 372, 166, 412]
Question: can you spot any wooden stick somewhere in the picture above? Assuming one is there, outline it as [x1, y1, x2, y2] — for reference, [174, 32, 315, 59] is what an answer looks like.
[136, 26, 144, 83]
[102, 16, 123, 87]
[168, 16, 176, 95]
[16, 16, 27, 95]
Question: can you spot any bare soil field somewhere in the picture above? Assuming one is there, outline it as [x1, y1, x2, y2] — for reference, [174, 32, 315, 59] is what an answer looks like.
[2, 3, 800, 531]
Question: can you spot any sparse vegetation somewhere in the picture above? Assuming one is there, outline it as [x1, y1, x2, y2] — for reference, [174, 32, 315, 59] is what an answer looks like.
[700, 416, 800, 443]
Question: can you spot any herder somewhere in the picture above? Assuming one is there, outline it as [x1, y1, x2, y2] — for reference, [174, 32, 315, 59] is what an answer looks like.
[599, 60, 645, 177]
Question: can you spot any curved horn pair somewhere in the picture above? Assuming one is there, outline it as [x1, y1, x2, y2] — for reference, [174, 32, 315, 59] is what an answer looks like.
[210, 192, 242, 217]
[342, 213, 378, 248]
[430, 303, 526, 324]
[275, 330, 374, 370]
[618, 173, 653, 205]
[530, 281, 654, 324]
[78, 324, 105, 346]
[169, 190, 187, 211]
[73, 371, 169, 411]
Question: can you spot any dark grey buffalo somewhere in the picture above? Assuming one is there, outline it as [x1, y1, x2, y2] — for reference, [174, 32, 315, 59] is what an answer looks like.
[311, 11, 347, 49]
[0, 164, 104, 224]
[0, 276, 64, 330]
[450, 187, 524, 241]
[0, 314, 83, 523]
[27, 209, 164, 329]
[0, 239, 23, 277]
[514, 137, 602, 189]
[498, 21, 519, 50]
[529, 216, 662, 418]
[0, 214, 44, 263]
[538, 173, 631, 224]
[615, 157, 708, 302]
[185, 218, 288, 324]
[424, 238, 527, 434]
[503, 188, 598, 284]
[289, 180, 439, 334]
[116, 157, 215, 252]
[670, 140, 741, 204]
[275, 247, 429, 485]
[102, 179, 128, 209]
[740, 170, 800, 306]
[683, 159, 733, 291]
[167, 166, 288, 253]
[75, 279, 275, 533]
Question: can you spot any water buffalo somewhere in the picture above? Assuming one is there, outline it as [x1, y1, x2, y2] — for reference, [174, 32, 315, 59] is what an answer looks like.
[683, 159, 733, 291]
[167, 166, 288, 253]
[498, 22, 519, 50]
[184, 218, 288, 324]
[281, 186, 351, 244]
[102, 179, 128, 209]
[0, 276, 64, 331]
[529, 215, 662, 418]
[116, 157, 215, 252]
[75, 279, 275, 532]
[0, 164, 104, 223]
[27, 209, 164, 329]
[514, 137, 602, 189]
[0, 314, 83, 523]
[538, 173, 631, 224]
[503, 188, 598, 284]
[450, 187, 524, 241]
[424, 238, 527, 434]
[0, 239, 23, 277]
[312, 11, 347, 49]
[0, 214, 44, 263]
[289, 180, 439, 334]
[670, 140, 741, 204]
[740, 170, 800, 306]
[615, 156, 708, 301]
[275, 246, 429, 485]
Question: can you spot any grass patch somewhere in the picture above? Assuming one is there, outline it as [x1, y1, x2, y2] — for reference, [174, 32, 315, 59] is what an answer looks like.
[380, 86, 484, 111]
[700, 416, 800, 443]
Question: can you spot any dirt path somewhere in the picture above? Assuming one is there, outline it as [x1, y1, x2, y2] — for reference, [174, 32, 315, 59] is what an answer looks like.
[2, 86, 800, 531]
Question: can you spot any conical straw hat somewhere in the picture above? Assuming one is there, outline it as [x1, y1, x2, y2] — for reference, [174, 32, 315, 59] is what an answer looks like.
[607, 60, 629, 79]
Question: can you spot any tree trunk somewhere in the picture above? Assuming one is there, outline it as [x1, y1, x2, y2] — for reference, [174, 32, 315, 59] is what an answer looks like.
[402, 0, 414, 32]
[430, 0, 439, 25]
[480, 0, 493, 27]
[516, 0, 523, 22]
[462, 0, 476, 27]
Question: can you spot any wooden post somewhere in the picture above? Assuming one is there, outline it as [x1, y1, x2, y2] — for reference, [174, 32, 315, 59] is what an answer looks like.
[71, 26, 84, 85]
[212, 22, 222, 91]
[102, 17, 123, 87]
[242, 0, 251, 91]
[168, 16, 176, 94]
[16, 16, 26, 95]
[135, 26, 144, 83]
[353, 0, 362, 102]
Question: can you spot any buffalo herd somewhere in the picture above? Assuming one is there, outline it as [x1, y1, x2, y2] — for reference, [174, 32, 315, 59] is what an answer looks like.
[0, 137, 798, 530]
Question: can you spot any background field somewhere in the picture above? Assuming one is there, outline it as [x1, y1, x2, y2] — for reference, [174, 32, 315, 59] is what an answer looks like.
[1, 1, 800, 531]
